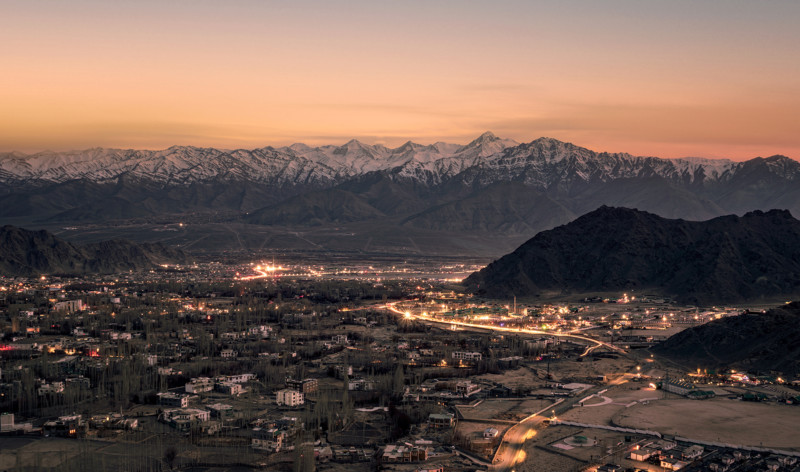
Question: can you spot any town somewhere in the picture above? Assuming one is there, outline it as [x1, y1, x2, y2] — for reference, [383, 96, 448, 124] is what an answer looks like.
[1, 259, 799, 472]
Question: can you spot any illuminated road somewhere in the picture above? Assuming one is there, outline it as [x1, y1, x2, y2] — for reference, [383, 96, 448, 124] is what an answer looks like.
[237, 265, 285, 280]
[384, 302, 626, 355]
[489, 401, 563, 471]
[239, 268, 269, 280]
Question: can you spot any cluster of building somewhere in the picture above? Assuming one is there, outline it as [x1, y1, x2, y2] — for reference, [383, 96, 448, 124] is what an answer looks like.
[626, 439, 702, 470]
[183, 373, 255, 395]
[404, 378, 482, 402]
[621, 439, 800, 472]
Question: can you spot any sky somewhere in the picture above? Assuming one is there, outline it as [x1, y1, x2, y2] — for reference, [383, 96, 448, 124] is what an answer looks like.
[1, 0, 799, 160]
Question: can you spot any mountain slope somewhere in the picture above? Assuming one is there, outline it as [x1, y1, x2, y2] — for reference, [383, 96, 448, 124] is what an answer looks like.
[463, 207, 800, 303]
[652, 302, 800, 374]
[565, 176, 725, 220]
[402, 181, 575, 234]
[0, 225, 186, 276]
[245, 188, 385, 226]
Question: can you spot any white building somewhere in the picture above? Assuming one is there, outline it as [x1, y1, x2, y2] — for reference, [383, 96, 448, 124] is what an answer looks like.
[220, 373, 255, 384]
[452, 351, 482, 362]
[276, 389, 304, 407]
[54, 300, 85, 312]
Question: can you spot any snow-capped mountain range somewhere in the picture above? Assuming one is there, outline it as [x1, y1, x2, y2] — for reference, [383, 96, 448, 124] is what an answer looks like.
[0, 132, 519, 187]
[1, 132, 799, 257]
[4, 132, 784, 189]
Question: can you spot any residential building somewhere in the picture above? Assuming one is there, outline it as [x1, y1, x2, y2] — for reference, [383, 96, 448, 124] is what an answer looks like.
[222, 373, 255, 384]
[455, 380, 481, 396]
[158, 392, 190, 408]
[286, 378, 318, 395]
[428, 413, 455, 429]
[348, 378, 376, 391]
[160, 408, 210, 432]
[38, 381, 65, 396]
[452, 351, 482, 362]
[382, 444, 430, 463]
[215, 382, 243, 396]
[252, 427, 287, 451]
[53, 300, 85, 312]
[207, 403, 234, 419]
[660, 457, 689, 470]
[276, 388, 304, 407]
[43, 415, 84, 438]
[186, 377, 214, 393]
[631, 447, 658, 462]
[220, 349, 237, 359]
[682, 445, 704, 460]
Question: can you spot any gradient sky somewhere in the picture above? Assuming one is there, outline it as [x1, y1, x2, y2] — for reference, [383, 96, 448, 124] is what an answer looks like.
[2, 0, 799, 160]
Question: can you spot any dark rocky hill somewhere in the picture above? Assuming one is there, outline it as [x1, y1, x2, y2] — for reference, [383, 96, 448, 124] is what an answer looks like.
[652, 302, 800, 375]
[463, 206, 800, 303]
[0, 225, 186, 276]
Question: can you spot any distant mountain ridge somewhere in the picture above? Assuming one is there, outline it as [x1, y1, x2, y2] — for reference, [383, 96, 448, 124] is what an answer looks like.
[463, 207, 800, 303]
[0, 132, 519, 187]
[2, 134, 799, 256]
[0, 225, 186, 276]
[7, 133, 783, 191]
[6, 133, 790, 190]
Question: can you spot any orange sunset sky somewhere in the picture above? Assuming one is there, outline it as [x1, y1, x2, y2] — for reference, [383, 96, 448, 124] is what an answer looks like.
[1, 0, 799, 160]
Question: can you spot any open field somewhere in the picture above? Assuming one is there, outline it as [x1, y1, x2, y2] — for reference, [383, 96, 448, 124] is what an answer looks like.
[559, 383, 662, 425]
[477, 367, 545, 390]
[456, 398, 553, 422]
[535, 426, 665, 472]
[614, 397, 800, 450]
[515, 425, 587, 472]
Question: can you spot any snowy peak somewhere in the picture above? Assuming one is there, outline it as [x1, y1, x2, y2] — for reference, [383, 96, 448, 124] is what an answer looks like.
[466, 131, 499, 145]
[333, 139, 381, 159]
[728, 154, 800, 182]
[464, 131, 517, 146]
